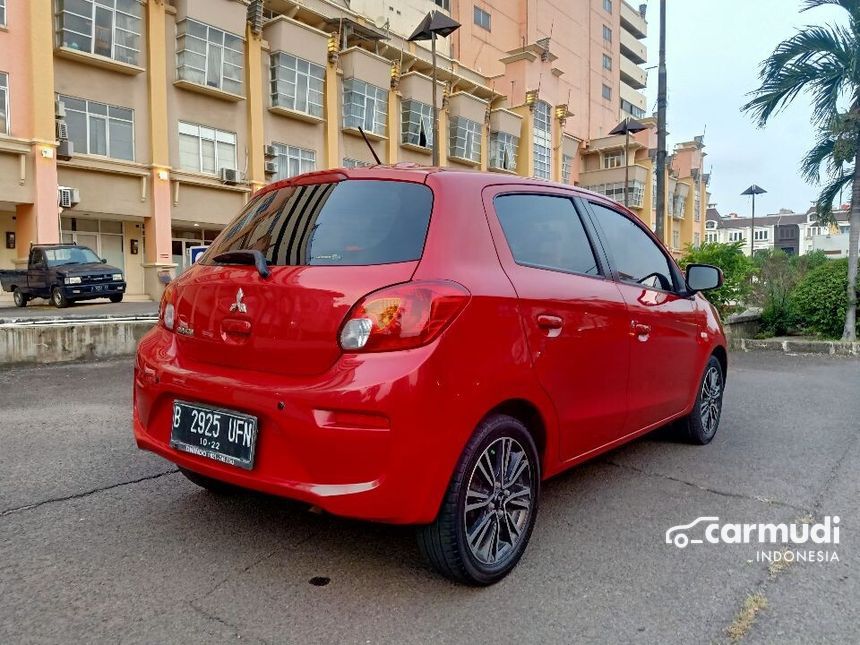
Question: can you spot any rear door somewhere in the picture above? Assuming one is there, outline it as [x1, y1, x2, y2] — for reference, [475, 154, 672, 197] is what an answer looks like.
[29, 248, 49, 296]
[172, 178, 434, 377]
[585, 200, 703, 432]
[484, 187, 631, 461]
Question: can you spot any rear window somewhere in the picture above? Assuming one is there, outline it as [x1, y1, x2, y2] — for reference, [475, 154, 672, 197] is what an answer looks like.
[203, 180, 433, 266]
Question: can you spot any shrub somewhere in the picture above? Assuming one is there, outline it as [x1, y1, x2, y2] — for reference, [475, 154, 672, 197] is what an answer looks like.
[790, 259, 855, 338]
[679, 242, 754, 317]
[752, 249, 796, 335]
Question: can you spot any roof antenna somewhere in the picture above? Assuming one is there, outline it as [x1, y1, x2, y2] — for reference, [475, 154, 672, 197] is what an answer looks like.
[358, 126, 382, 165]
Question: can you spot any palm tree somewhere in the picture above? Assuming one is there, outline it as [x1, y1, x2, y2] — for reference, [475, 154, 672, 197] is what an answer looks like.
[743, 0, 859, 341]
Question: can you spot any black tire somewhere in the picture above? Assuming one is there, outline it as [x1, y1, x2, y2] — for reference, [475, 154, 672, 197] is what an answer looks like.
[51, 286, 70, 308]
[179, 467, 240, 495]
[109, 294, 124, 303]
[417, 414, 540, 585]
[680, 355, 725, 445]
[13, 288, 27, 308]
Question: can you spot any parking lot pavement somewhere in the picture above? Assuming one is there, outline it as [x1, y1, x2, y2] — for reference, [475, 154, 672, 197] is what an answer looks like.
[0, 353, 857, 644]
[0, 300, 156, 322]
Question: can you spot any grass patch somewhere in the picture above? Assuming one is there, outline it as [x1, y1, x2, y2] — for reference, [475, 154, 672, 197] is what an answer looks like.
[726, 593, 768, 643]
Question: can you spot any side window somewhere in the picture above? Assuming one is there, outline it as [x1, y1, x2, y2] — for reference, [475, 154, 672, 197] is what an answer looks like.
[494, 194, 600, 276]
[589, 203, 675, 290]
[32, 250, 44, 267]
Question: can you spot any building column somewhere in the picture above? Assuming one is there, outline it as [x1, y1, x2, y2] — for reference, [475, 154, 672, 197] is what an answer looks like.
[551, 118, 563, 182]
[438, 107, 449, 167]
[246, 23, 265, 193]
[480, 110, 489, 172]
[142, 0, 175, 301]
[324, 40, 340, 169]
[387, 90, 399, 163]
[15, 0, 60, 262]
[513, 105, 534, 177]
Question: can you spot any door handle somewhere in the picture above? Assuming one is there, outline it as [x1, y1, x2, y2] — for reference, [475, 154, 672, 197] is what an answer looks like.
[632, 321, 651, 339]
[536, 314, 564, 337]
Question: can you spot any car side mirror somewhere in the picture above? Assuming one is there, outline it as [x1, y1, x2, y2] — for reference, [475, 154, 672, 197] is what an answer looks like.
[685, 264, 723, 293]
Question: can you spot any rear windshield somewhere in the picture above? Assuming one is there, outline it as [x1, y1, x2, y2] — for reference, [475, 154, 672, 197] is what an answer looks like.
[203, 179, 433, 266]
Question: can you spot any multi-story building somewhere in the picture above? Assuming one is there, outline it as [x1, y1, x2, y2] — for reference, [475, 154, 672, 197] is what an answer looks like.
[705, 207, 852, 257]
[0, 0, 661, 303]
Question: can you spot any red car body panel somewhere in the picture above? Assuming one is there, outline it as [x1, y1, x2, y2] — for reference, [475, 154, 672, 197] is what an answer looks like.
[133, 167, 726, 524]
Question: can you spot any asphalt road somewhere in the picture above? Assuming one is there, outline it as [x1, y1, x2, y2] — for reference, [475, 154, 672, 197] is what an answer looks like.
[0, 353, 857, 644]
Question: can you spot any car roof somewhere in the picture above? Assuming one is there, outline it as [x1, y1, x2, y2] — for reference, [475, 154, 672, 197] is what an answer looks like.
[260, 163, 609, 200]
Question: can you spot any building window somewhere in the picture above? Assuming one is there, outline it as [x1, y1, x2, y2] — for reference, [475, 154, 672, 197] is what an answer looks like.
[602, 54, 612, 71]
[728, 231, 744, 242]
[401, 99, 433, 148]
[672, 228, 680, 250]
[178, 121, 237, 174]
[562, 154, 573, 184]
[474, 6, 491, 31]
[270, 52, 324, 117]
[273, 143, 315, 180]
[694, 189, 701, 222]
[603, 0, 613, 12]
[533, 100, 552, 179]
[343, 78, 388, 137]
[489, 131, 519, 172]
[602, 84, 612, 100]
[706, 231, 718, 243]
[434, 0, 450, 10]
[177, 19, 244, 95]
[603, 25, 612, 42]
[449, 115, 482, 162]
[620, 98, 646, 119]
[603, 150, 623, 169]
[56, 0, 143, 66]
[0, 0, 5, 26]
[693, 232, 701, 247]
[59, 94, 134, 160]
[754, 229, 769, 241]
[673, 192, 687, 217]
[584, 181, 645, 208]
[0, 72, 7, 135]
[343, 158, 372, 168]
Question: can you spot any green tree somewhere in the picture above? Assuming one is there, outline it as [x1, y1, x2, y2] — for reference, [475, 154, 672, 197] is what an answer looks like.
[679, 242, 754, 317]
[792, 258, 856, 337]
[742, 0, 860, 341]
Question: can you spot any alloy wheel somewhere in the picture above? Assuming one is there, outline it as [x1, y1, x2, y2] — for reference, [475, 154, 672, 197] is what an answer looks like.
[463, 437, 533, 566]
[699, 365, 723, 436]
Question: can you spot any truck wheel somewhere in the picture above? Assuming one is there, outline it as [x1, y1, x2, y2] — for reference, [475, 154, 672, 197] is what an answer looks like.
[51, 286, 70, 308]
[109, 294, 124, 303]
[13, 288, 28, 308]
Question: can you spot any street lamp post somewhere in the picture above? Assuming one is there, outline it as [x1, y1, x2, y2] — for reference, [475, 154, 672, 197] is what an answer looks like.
[741, 184, 767, 256]
[609, 117, 647, 208]
[408, 11, 461, 166]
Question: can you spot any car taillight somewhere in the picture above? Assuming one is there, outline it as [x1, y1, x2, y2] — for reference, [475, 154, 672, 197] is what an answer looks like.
[159, 284, 176, 331]
[339, 281, 470, 352]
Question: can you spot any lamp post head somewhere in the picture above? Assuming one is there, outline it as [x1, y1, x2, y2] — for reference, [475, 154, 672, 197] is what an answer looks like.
[741, 184, 767, 196]
[609, 117, 648, 135]
[408, 11, 461, 41]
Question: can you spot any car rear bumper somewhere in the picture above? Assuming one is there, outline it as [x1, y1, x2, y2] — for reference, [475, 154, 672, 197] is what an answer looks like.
[133, 326, 464, 525]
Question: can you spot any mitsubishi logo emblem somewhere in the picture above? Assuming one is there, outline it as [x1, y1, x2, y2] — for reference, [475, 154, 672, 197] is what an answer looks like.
[229, 288, 247, 313]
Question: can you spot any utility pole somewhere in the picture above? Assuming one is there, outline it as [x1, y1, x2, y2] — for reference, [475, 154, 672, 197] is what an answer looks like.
[654, 0, 667, 242]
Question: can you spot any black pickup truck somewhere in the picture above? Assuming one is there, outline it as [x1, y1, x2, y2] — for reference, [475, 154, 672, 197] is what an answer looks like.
[0, 244, 126, 308]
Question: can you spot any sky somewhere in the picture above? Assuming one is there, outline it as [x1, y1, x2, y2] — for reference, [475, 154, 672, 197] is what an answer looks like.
[642, 0, 849, 218]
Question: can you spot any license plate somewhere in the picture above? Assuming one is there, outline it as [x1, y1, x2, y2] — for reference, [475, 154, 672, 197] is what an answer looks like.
[94, 285, 104, 291]
[170, 400, 258, 470]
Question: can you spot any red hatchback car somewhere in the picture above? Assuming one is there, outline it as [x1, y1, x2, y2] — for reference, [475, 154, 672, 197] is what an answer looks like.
[134, 166, 727, 584]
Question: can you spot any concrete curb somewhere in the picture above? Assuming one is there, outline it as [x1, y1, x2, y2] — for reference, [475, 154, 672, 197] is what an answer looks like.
[729, 337, 860, 356]
[0, 319, 156, 365]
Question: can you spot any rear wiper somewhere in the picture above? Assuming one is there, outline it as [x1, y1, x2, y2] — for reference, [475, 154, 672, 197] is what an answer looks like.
[211, 250, 271, 279]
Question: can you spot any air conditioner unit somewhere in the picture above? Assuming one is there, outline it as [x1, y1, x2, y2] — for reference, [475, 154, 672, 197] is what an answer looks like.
[247, 0, 263, 34]
[57, 139, 74, 161]
[263, 144, 277, 159]
[220, 167, 240, 185]
[56, 120, 69, 141]
[58, 186, 80, 209]
[264, 160, 278, 175]
[55, 100, 66, 118]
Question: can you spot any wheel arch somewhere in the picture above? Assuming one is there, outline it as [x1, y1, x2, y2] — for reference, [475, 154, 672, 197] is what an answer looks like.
[711, 345, 728, 383]
[482, 398, 548, 469]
